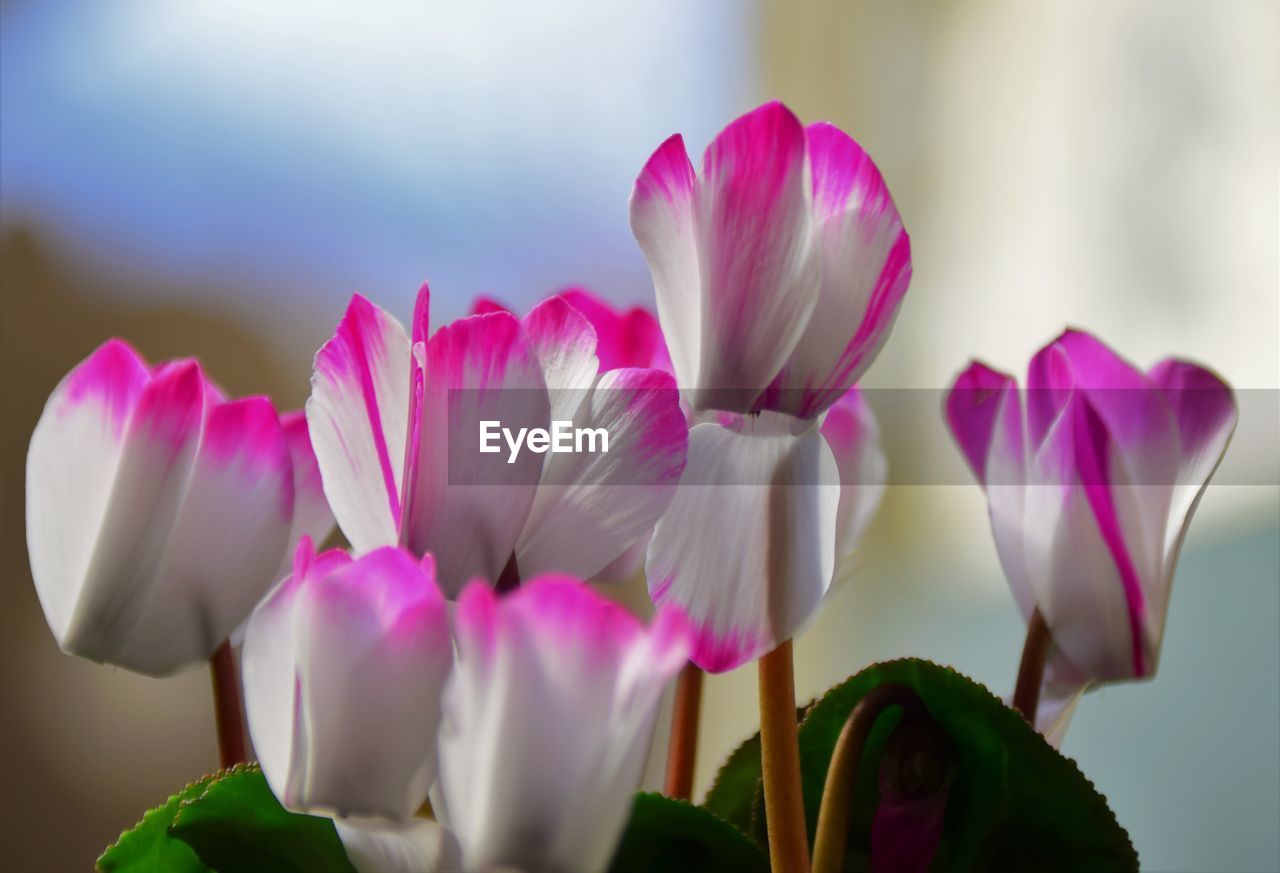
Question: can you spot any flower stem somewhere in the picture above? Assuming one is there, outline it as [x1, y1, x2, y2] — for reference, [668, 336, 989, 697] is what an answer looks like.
[811, 684, 923, 873]
[1012, 607, 1052, 724]
[664, 661, 704, 800]
[758, 639, 810, 872]
[210, 640, 247, 769]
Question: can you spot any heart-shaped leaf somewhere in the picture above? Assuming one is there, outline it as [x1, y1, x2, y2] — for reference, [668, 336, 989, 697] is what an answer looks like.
[168, 763, 357, 873]
[609, 792, 769, 873]
[98, 774, 217, 873]
[706, 658, 1138, 871]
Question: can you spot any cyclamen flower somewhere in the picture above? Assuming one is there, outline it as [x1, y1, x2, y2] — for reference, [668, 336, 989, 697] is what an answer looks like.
[631, 101, 904, 670]
[25, 340, 331, 676]
[307, 285, 687, 596]
[436, 577, 692, 872]
[242, 538, 452, 821]
[945, 329, 1237, 736]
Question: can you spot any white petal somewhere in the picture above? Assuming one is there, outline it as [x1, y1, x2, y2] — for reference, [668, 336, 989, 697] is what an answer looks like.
[61, 360, 206, 673]
[111, 395, 295, 675]
[26, 340, 149, 647]
[335, 819, 458, 873]
[522, 295, 599, 423]
[515, 368, 687, 580]
[645, 421, 840, 672]
[819, 390, 887, 566]
[307, 295, 411, 554]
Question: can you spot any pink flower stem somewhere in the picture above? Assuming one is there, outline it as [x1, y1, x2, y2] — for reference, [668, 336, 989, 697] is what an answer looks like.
[210, 640, 247, 769]
[664, 662, 704, 801]
[1012, 608, 1052, 724]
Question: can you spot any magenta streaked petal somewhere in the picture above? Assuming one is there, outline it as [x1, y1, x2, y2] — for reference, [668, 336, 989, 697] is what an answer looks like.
[693, 101, 819, 413]
[944, 361, 1019, 485]
[630, 132, 701, 402]
[401, 312, 549, 595]
[58, 360, 206, 673]
[556, 288, 669, 373]
[1147, 359, 1238, 567]
[110, 395, 295, 675]
[441, 576, 689, 871]
[26, 340, 151, 647]
[1029, 394, 1146, 681]
[307, 294, 411, 554]
[644, 422, 840, 673]
[757, 123, 911, 419]
[820, 388, 887, 565]
[243, 544, 451, 821]
[516, 367, 687, 581]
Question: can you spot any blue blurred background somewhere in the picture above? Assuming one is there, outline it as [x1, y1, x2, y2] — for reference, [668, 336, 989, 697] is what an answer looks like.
[2, 1, 1277, 870]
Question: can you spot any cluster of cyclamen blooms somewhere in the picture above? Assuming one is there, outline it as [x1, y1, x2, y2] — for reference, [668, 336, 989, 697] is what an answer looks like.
[24, 101, 1237, 870]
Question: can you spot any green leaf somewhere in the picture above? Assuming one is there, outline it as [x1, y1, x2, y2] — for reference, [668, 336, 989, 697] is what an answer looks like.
[168, 763, 357, 873]
[98, 774, 216, 873]
[702, 731, 763, 835]
[779, 658, 1138, 871]
[609, 792, 769, 873]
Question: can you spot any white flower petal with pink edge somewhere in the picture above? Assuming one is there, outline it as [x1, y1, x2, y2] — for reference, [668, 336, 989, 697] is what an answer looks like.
[820, 387, 887, 565]
[645, 419, 840, 673]
[437, 577, 691, 873]
[516, 367, 687, 581]
[27, 342, 297, 676]
[399, 311, 550, 596]
[306, 294, 411, 554]
[242, 539, 452, 822]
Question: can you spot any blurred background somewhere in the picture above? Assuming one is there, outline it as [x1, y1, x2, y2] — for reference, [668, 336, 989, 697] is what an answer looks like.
[2, 1, 1277, 870]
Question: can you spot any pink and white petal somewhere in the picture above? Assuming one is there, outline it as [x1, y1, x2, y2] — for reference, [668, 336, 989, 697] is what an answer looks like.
[469, 296, 511, 316]
[1147, 359, 1238, 569]
[335, 819, 459, 873]
[26, 339, 150, 647]
[441, 579, 688, 872]
[693, 102, 820, 413]
[820, 389, 887, 565]
[515, 368, 687, 580]
[113, 395, 295, 675]
[307, 294, 411, 554]
[557, 288, 668, 373]
[61, 360, 206, 672]
[523, 296, 599, 422]
[292, 548, 452, 820]
[1040, 331, 1179, 540]
[757, 123, 911, 419]
[630, 132, 701, 402]
[1028, 396, 1145, 682]
[273, 411, 336, 579]
[944, 362, 1019, 485]
[401, 312, 550, 596]
[242, 544, 320, 807]
[1032, 334, 1174, 645]
[954, 370, 1038, 621]
[645, 422, 840, 672]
